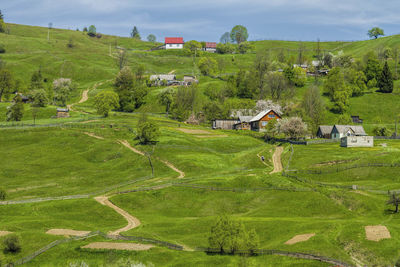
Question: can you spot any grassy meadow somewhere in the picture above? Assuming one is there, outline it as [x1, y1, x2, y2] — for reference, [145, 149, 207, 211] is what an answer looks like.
[2, 23, 400, 266]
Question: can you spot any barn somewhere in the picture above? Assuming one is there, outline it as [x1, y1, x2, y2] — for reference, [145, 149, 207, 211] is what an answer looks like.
[249, 110, 281, 132]
[317, 126, 333, 139]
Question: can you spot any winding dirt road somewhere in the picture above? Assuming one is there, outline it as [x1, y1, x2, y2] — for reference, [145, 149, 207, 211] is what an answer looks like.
[270, 146, 284, 174]
[94, 196, 141, 236]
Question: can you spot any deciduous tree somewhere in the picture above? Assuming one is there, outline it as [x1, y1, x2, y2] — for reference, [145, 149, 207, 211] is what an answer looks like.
[276, 117, 308, 139]
[198, 57, 218, 76]
[220, 32, 231, 44]
[230, 25, 248, 44]
[94, 91, 119, 117]
[136, 115, 160, 144]
[302, 86, 325, 135]
[147, 34, 156, 42]
[88, 25, 96, 37]
[0, 68, 13, 102]
[6, 94, 24, 121]
[387, 193, 400, 213]
[158, 88, 175, 117]
[368, 27, 384, 39]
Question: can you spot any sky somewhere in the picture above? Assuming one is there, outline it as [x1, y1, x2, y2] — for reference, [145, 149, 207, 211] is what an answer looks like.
[1, 0, 400, 42]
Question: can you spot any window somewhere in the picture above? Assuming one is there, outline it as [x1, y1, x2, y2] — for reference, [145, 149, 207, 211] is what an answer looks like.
[262, 121, 268, 127]
[268, 114, 275, 118]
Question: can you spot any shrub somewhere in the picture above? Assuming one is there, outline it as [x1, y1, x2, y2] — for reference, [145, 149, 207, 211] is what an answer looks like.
[3, 235, 21, 253]
[136, 115, 160, 144]
[0, 188, 5, 200]
[373, 126, 391, 137]
[0, 44, 5, 54]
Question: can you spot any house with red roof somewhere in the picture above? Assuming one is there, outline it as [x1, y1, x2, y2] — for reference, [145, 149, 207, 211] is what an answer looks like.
[165, 37, 184, 49]
[204, 42, 217, 53]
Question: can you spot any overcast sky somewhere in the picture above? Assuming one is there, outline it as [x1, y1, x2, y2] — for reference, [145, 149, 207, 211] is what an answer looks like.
[1, 0, 400, 42]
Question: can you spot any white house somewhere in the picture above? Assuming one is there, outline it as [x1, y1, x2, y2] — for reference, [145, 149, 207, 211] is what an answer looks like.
[341, 136, 374, 148]
[165, 37, 184, 49]
[331, 125, 367, 139]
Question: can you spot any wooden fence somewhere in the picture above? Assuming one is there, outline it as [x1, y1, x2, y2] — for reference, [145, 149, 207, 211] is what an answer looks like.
[197, 247, 353, 267]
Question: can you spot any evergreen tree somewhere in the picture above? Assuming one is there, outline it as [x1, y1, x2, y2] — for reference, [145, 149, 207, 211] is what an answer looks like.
[30, 70, 44, 90]
[130, 26, 141, 39]
[0, 68, 13, 102]
[6, 94, 24, 121]
[378, 61, 393, 93]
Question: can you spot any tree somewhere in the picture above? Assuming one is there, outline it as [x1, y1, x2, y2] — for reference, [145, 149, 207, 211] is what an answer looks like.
[88, 25, 96, 37]
[198, 57, 218, 76]
[216, 43, 235, 54]
[30, 70, 44, 90]
[0, 68, 13, 102]
[264, 72, 289, 100]
[0, 188, 6, 200]
[230, 25, 248, 44]
[237, 41, 253, 54]
[158, 88, 174, 117]
[378, 61, 393, 93]
[83, 26, 88, 32]
[276, 117, 308, 140]
[324, 68, 352, 113]
[53, 78, 75, 106]
[31, 89, 48, 107]
[0, 10, 6, 33]
[387, 193, 400, 213]
[147, 34, 156, 42]
[130, 26, 141, 39]
[172, 85, 198, 121]
[136, 115, 160, 144]
[94, 91, 119, 117]
[364, 52, 382, 83]
[373, 126, 391, 137]
[6, 95, 24, 121]
[368, 27, 384, 39]
[346, 69, 367, 96]
[116, 49, 128, 70]
[284, 66, 306, 87]
[220, 32, 231, 44]
[31, 106, 39, 125]
[185, 40, 202, 58]
[114, 66, 147, 111]
[302, 86, 325, 135]
[3, 235, 21, 253]
[208, 215, 231, 253]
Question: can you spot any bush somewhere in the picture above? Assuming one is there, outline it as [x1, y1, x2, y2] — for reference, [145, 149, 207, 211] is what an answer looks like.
[0, 188, 5, 200]
[198, 57, 218, 76]
[136, 115, 160, 144]
[0, 44, 5, 54]
[373, 126, 391, 137]
[3, 235, 21, 253]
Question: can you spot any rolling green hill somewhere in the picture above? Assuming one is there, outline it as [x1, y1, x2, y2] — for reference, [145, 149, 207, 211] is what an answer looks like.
[2, 23, 400, 266]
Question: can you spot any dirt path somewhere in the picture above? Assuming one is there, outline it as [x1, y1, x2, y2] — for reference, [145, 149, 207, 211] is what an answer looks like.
[168, 70, 176, 74]
[270, 146, 284, 174]
[67, 81, 106, 112]
[84, 132, 104, 140]
[0, 231, 12, 237]
[257, 147, 270, 167]
[118, 139, 185, 178]
[94, 196, 141, 236]
[285, 233, 315, 245]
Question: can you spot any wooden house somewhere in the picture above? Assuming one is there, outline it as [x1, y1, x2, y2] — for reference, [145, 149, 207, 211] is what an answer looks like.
[164, 37, 184, 49]
[351, 116, 363, 124]
[56, 108, 70, 118]
[249, 110, 281, 132]
[317, 126, 333, 139]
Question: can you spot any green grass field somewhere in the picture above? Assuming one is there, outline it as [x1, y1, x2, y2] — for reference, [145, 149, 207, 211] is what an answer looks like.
[2, 23, 400, 266]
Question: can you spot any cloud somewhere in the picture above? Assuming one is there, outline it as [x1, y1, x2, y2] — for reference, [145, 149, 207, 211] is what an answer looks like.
[2, 0, 400, 41]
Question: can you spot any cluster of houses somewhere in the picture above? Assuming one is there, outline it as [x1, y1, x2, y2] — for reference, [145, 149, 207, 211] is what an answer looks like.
[149, 74, 198, 87]
[159, 37, 217, 53]
[317, 125, 373, 147]
[212, 109, 282, 132]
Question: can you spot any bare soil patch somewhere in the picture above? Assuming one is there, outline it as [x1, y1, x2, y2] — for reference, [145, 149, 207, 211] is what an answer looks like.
[46, 229, 90, 237]
[178, 128, 211, 135]
[0, 231, 12, 237]
[365, 225, 391, 241]
[84, 132, 104, 140]
[158, 158, 185, 178]
[313, 158, 359, 167]
[194, 135, 228, 138]
[117, 140, 145, 156]
[8, 183, 57, 193]
[270, 147, 284, 174]
[285, 233, 315, 245]
[82, 242, 154, 251]
[95, 196, 141, 235]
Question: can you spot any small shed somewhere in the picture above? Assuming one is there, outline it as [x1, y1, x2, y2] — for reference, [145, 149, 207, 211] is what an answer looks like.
[250, 110, 281, 132]
[351, 116, 363, 124]
[212, 119, 239, 130]
[317, 126, 333, 139]
[183, 76, 198, 85]
[57, 108, 70, 118]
